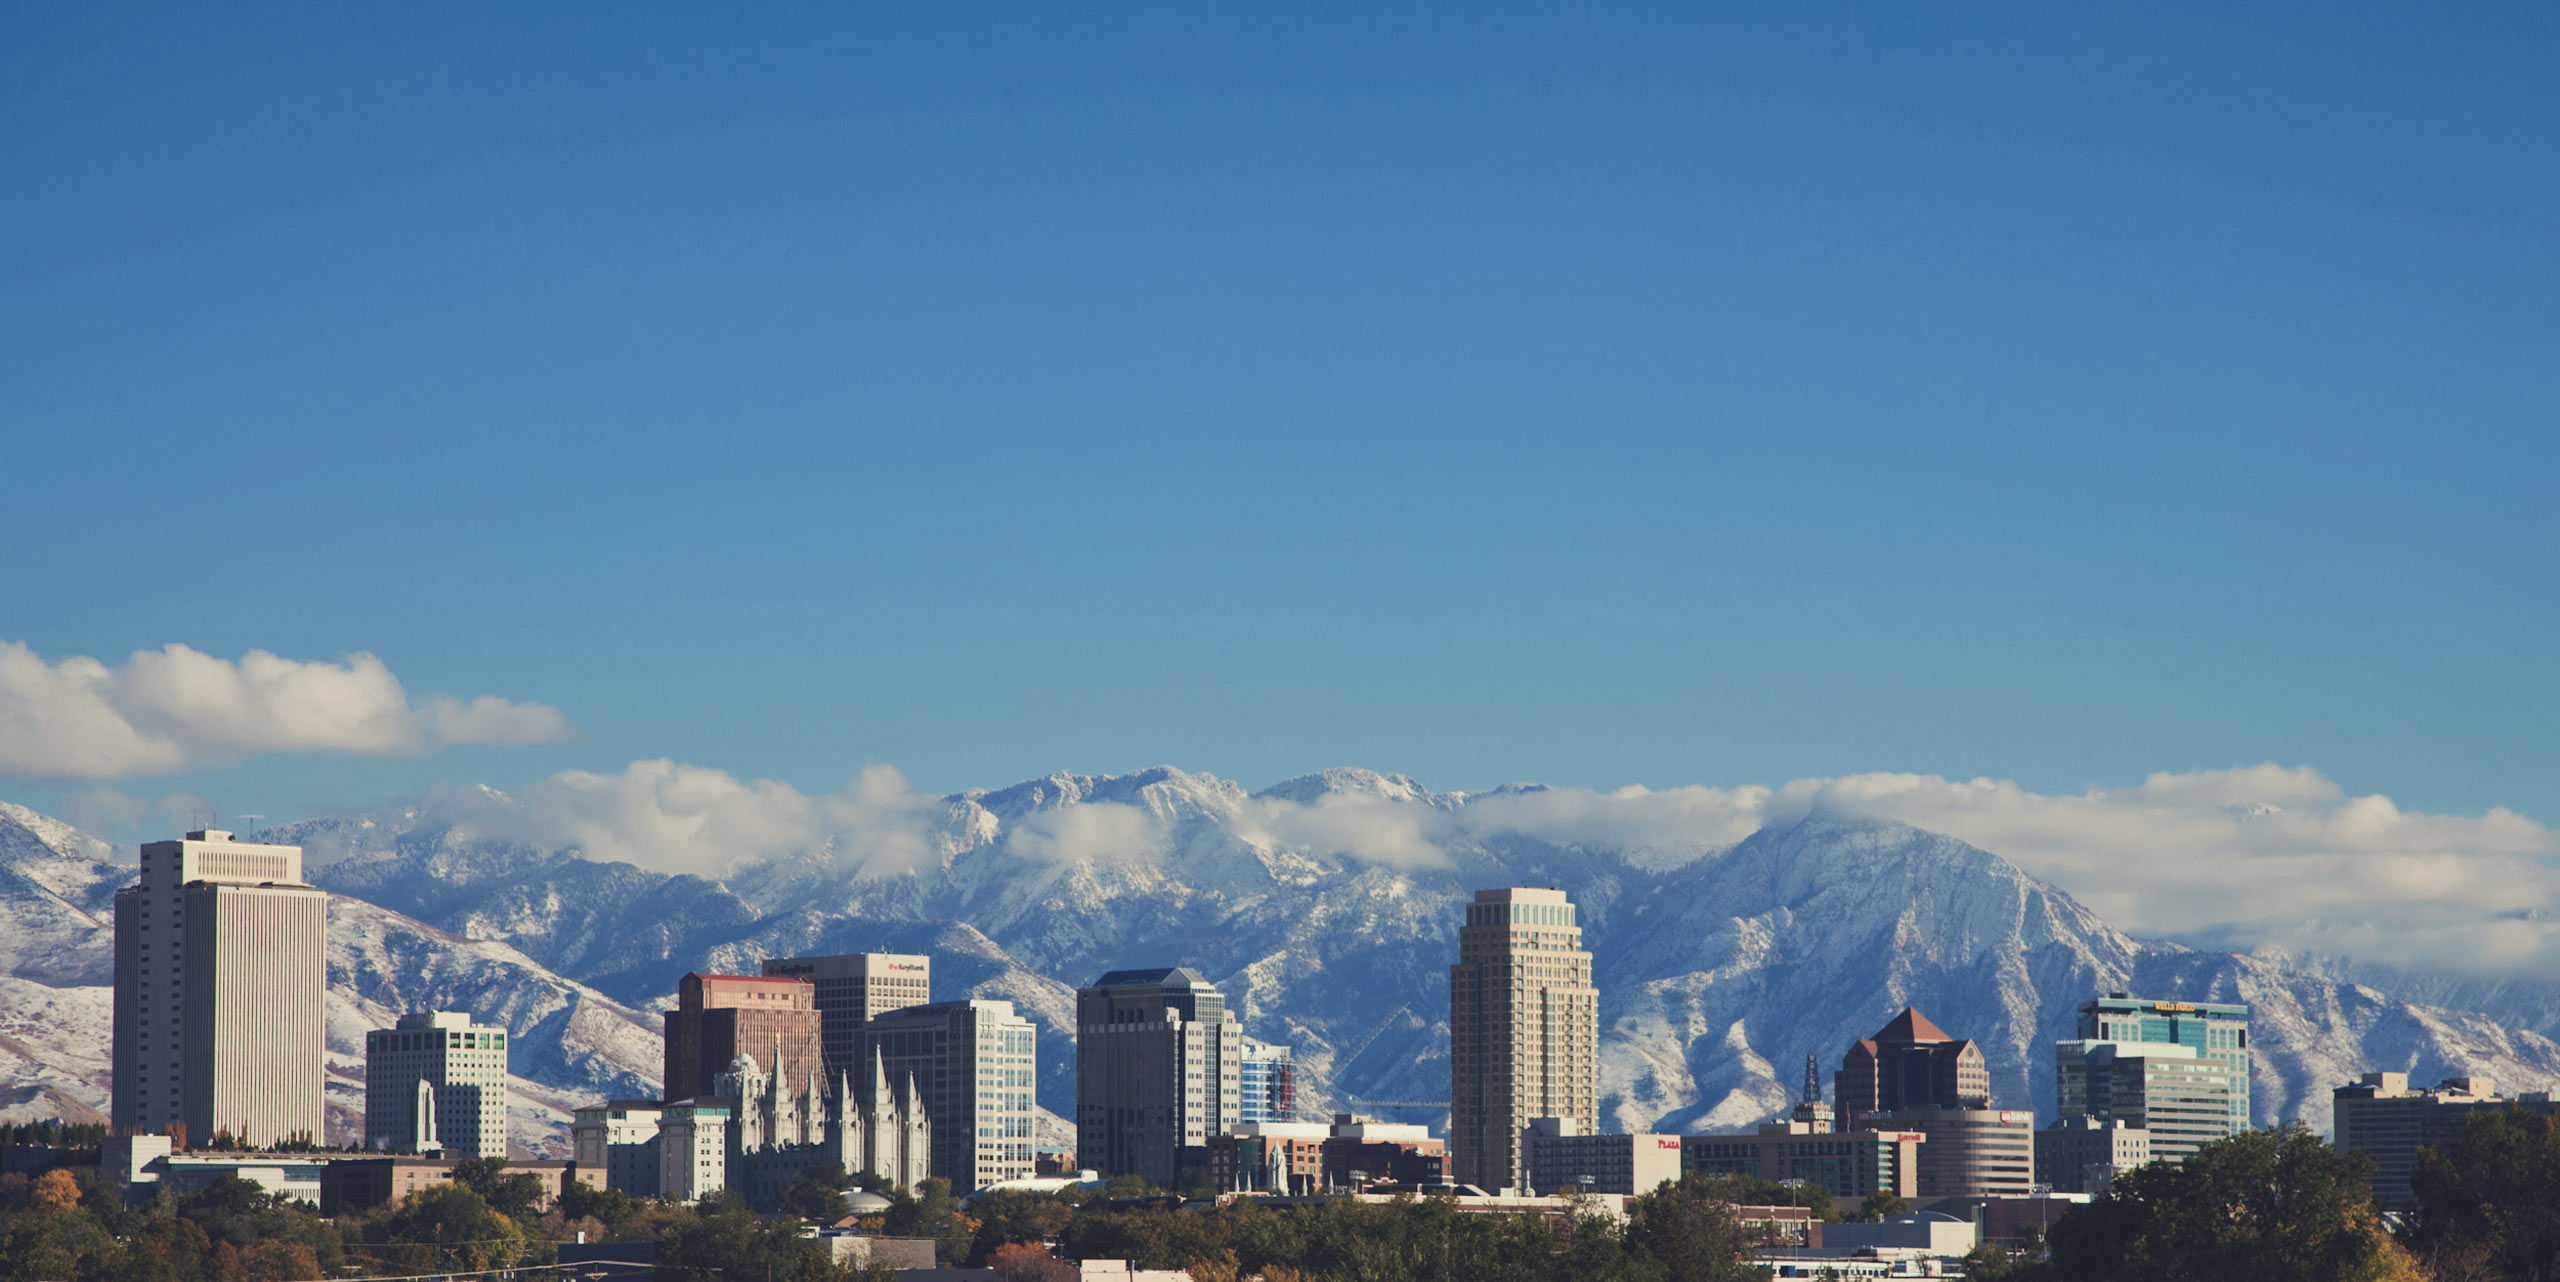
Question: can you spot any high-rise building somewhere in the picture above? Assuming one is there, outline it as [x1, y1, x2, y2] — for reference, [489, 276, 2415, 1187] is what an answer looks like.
[1075, 968, 1244, 1186]
[2054, 1039, 2235, 1165]
[759, 952, 932, 1083]
[1834, 1007, 1989, 1131]
[2075, 993, 2250, 1131]
[2332, 1073, 2559, 1211]
[1239, 1038, 1296, 1125]
[1449, 887, 1598, 1193]
[113, 829, 327, 1148]
[661, 973, 824, 1104]
[364, 1011, 509, 1158]
[868, 998, 1038, 1192]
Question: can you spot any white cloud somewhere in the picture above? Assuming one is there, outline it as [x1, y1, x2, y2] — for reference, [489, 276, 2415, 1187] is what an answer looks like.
[434, 760, 951, 879]
[1233, 794, 1451, 869]
[0, 640, 574, 779]
[392, 754, 2558, 977]
[1005, 802, 1164, 865]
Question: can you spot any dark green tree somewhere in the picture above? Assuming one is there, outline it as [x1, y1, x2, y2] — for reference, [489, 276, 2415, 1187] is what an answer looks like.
[2021, 1123, 2419, 1282]
[1623, 1175, 1765, 1282]
[451, 1156, 547, 1221]
[968, 1189, 1076, 1264]
[2403, 1106, 2560, 1282]
[784, 1161, 853, 1221]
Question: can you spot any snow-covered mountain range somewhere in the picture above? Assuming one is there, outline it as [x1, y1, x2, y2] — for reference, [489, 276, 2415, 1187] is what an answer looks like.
[7, 767, 2559, 1156]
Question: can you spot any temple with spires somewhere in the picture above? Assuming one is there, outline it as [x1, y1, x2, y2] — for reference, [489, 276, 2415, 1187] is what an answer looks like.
[715, 1037, 933, 1208]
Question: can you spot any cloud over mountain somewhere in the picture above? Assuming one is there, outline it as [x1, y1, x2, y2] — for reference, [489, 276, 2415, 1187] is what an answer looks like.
[397, 759, 2557, 978]
[0, 640, 573, 779]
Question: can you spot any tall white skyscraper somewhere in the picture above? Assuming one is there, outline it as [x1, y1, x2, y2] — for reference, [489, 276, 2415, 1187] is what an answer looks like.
[365, 1011, 510, 1158]
[113, 829, 327, 1148]
[1075, 967, 1244, 1186]
[868, 998, 1038, 1192]
[1449, 887, 1597, 1193]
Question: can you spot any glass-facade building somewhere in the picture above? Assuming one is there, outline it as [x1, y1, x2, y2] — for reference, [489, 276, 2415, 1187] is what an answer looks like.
[1239, 1038, 1295, 1125]
[2074, 993, 2251, 1131]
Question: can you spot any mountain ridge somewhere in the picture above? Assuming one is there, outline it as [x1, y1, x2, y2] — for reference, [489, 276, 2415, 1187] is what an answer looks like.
[6, 767, 2558, 1154]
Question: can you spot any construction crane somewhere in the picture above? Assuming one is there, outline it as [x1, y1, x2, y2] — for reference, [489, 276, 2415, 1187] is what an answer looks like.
[1334, 1001, 1413, 1072]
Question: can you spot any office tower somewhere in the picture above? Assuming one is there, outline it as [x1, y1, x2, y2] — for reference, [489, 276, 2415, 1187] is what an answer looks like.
[760, 952, 932, 1082]
[661, 972, 824, 1103]
[1074, 968, 1245, 1185]
[2332, 1073, 2557, 1211]
[2076, 993, 2251, 1130]
[1449, 887, 1598, 1193]
[1834, 1007, 1989, 1131]
[571, 1101, 666, 1196]
[868, 998, 1039, 1192]
[2036, 1115, 2151, 1194]
[113, 829, 327, 1148]
[2053, 1038, 2235, 1165]
[1872, 1105, 2037, 1199]
[659, 1098, 732, 1201]
[364, 1011, 509, 1158]
[1239, 1038, 1296, 1125]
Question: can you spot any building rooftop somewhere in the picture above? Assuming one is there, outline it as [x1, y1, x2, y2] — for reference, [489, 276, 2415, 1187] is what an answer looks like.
[1091, 967, 1213, 988]
[1871, 1006, 1954, 1045]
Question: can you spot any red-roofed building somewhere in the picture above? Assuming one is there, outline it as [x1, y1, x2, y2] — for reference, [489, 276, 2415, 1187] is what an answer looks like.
[663, 973, 824, 1103]
[1834, 1007, 1990, 1130]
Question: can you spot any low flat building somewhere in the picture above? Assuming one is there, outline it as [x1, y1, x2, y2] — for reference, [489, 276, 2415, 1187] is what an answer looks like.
[100, 1135, 325, 1206]
[1205, 1116, 1445, 1194]
[1680, 1121, 1922, 1202]
[2036, 1115, 2150, 1194]
[2333, 1073, 2560, 1212]
[1520, 1116, 1682, 1196]
[319, 1156, 571, 1217]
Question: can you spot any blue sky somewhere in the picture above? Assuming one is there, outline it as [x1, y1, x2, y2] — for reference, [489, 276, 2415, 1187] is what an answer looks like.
[4, 3, 2555, 833]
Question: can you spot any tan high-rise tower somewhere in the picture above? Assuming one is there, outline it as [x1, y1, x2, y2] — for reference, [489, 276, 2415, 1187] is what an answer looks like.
[1449, 887, 1597, 1192]
[113, 829, 327, 1148]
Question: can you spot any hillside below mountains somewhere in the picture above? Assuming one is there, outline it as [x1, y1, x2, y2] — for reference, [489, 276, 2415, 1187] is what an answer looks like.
[8, 767, 2560, 1154]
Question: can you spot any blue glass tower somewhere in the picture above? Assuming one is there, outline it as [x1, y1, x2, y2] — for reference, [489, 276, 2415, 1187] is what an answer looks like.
[2074, 993, 2251, 1130]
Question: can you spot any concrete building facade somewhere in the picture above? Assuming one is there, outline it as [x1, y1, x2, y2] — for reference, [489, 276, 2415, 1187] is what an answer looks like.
[365, 1011, 508, 1158]
[1450, 888, 1598, 1193]
[869, 998, 1039, 1191]
[2332, 1073, 2560, 1211]
[2076, 993, 2250, 1133]
[1834, 1007, 1989, 1131]
[1075, 967, 1244, 1186]
[2054, 1039, 2234, 1165]
[2035, 1114, 2151, 1194]
[662, 973, 824, 1104]
[113, 829, 327, 1149]
[760, 952, 931, 1084]
[659, 1099, 731, 1201]
[1521, 1116, 1683, 1196]
[570, 1100, 665, 1197]
[1873, 1106, 2036, 1199]
[1680, 1121, 1923, 1202]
